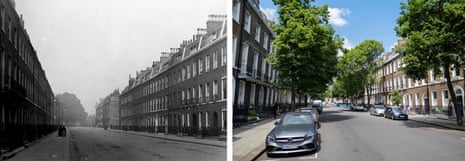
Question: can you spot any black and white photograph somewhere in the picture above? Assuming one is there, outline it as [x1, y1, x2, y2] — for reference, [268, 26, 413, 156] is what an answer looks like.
[0, 0, 227, 160]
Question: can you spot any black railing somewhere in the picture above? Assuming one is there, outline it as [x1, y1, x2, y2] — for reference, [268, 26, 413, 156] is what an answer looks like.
[201, 127, 222, 136]
[0, 124, 57, 155]
[157, 126, 166, 133]
[168, 126, 178, 134]
[178, 126, 198, 136]
[233, 104, 250, 127]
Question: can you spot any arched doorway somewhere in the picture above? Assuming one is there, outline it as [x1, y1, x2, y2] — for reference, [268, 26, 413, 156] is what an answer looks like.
[213, 112, 219, 128]
[213, 112, 219, 136]
[192, 114, 198, 129]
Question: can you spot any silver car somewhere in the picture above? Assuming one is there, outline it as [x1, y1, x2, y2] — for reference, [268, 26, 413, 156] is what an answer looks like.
[350, 104, 366, 111]
[266, 112, 320, 156]
[369, 105, 385, 116]
[296, 107, 320, 128]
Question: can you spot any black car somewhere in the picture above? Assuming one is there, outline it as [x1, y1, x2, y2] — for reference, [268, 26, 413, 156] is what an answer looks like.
[384, 106, 408, 120]
[266, 112, 320, 156]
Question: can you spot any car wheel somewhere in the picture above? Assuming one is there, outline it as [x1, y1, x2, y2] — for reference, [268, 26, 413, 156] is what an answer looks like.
[391, 115, 394, 120]
[267, 153, 275, 158]
[315, 133, 321, 152]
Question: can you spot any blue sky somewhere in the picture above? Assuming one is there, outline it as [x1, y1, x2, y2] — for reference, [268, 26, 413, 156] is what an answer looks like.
[259, 0, 407, 52]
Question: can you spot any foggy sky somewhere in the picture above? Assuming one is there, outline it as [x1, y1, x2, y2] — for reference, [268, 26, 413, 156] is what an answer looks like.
[15, 0, 226, 115]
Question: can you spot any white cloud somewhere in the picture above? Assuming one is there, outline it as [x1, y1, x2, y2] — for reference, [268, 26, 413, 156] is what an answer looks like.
[343, 37, 353, 49]
[338, 37, 353, 57]
[328, 8, 350, 27]
[260, 7, 277, 21]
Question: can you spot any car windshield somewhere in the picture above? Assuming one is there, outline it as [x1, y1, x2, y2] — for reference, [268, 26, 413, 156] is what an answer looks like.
[300, 109, 315, 113]
[392, 108, 401, 112]
[281, 113, 314, 125]
[375, 106, 384, 109]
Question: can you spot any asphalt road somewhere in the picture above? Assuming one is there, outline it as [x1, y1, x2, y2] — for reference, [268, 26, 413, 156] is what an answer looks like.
[256, 106, 465, 161]
[69, 127, 225, 161]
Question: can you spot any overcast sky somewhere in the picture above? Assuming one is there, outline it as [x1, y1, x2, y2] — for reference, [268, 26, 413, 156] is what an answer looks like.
[15, 0, 226, 115]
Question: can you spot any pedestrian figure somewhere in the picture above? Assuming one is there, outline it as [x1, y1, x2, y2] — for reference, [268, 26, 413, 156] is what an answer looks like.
[58, 125, 66, 137]
[272, 102, 279, 119]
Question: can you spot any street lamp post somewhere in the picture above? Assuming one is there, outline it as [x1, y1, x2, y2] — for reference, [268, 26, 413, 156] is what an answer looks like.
[425, 78, 430, 114]
[424, 54, 431, 115]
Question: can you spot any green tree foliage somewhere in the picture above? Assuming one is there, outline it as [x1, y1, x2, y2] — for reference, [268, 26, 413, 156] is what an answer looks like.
[267, 0, 342, 109]
[396, 0, 465, 125]
[56, 92, 88, 125]
[335, 40, 384, 104]
[391, 89, 402, 106]
[331, 79, 347, 98]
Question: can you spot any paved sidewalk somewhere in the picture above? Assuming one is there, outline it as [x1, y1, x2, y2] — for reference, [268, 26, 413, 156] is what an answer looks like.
[108, 129, 226, 147]
[233, 117, 278, 161]
[6, 131, 70, 161]
[409, 115, 465, 131]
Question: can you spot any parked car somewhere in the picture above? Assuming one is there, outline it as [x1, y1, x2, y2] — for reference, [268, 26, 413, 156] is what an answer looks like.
[266, 112, 320, 156]
[312, 100, 323, 114]
[384, 106, 408, 120]
[337, 103, 349, 108]
[296, 107, 320, 128]
[350, 104, 366, 111]
[369, 105, 385, 116]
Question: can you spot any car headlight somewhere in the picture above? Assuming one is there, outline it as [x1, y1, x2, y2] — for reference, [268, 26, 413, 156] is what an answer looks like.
[267, 134, 276, 143]
[304, 134, 314, 141]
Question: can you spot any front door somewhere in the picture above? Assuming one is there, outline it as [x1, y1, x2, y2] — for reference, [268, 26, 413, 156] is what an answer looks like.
[424, 97, 430, 114]
[456, 96, 463, 117]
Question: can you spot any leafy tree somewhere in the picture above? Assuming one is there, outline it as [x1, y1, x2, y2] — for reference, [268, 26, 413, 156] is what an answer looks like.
[335, 40, 384, 104]
[391, 89, 402, 106]
[331, 79, 347, 98]
[267, 0, 342, 110]
[396, 0, 465, 125]
[56, 92, 88, 125]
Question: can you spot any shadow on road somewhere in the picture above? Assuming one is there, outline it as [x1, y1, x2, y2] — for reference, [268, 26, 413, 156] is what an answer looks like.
[401, 120, 448, 130]
[319, 111, 356, 123]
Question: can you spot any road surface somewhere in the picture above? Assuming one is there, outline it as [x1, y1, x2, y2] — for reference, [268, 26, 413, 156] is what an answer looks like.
[256, 106, 465, 161]
[69, 127, 225, 161]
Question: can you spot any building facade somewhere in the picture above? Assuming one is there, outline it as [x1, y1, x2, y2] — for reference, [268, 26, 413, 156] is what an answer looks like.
[233, 0, 279, 127]
[119, 15, 227, 137]
[0, 0, 59, 154]
[95, 89, 120, 129]
[366, 39, 465, 116]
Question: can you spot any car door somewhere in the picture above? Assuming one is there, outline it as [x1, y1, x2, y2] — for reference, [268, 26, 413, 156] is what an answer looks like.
[386, 108, 392, 118]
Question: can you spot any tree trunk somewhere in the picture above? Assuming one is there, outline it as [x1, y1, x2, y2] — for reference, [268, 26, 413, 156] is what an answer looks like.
[366, 87, 371, 106]
[304, 95, 308, 107]
[291, 87, 296, 111]
[445, 64, 463, 126]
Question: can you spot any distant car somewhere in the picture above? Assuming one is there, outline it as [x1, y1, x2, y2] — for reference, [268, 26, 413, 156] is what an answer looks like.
[384, 106, 408, 120]
[369, 105, 385, 116]
[266, 112, 320, 156]
[296, 107, 320, 128]
[350, 104, 366, 111]
[312, 100, 323, 114]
